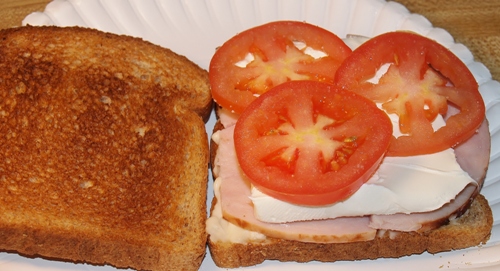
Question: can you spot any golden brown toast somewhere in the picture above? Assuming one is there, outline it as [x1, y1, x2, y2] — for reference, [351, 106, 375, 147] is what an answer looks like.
[0, 26, 211, 271]
[208, 119, 493, 268]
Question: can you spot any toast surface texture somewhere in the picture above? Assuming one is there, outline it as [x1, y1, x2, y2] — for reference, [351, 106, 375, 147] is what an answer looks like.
[208, 119, 493, 268]
[0, 26, 211, 271]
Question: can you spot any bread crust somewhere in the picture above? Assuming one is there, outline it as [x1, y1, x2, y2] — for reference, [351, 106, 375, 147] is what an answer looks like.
[208, 118, 493, 268]
[0, 26, 211, 271]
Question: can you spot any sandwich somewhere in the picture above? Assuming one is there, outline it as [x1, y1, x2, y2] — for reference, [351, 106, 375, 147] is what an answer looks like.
[0, 25, 211, 271]
[205, 21, 493, 268]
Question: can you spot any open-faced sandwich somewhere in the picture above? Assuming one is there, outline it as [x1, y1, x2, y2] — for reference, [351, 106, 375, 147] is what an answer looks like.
[206, 20, 493, 268]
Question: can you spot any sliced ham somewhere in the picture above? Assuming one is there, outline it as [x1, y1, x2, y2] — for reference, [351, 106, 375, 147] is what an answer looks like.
[215, 125, 376, 243]
[369, 184, 477, 232]
[454, 119, 491, 187]
[370, 119, 490, 232]
[214, 113, 490, 241]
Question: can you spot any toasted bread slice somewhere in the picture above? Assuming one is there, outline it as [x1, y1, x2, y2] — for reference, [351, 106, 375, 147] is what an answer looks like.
[0, 26, 211, 271]
[208, 119, 493, 268]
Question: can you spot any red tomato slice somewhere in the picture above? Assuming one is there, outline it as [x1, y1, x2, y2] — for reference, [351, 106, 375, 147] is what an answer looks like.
[233, 81, 393, 206]
[209, 21, 352, 114]
[334, 31, 485, 156]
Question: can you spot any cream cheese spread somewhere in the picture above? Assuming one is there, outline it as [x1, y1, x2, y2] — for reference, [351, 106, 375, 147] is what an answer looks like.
[251, 144, 476, 223]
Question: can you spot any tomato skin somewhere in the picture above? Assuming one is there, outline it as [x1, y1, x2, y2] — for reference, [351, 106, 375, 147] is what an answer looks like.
[334, 31, 485, 156]
[210, 21, 352, 114]
[233, 81, 392, 206]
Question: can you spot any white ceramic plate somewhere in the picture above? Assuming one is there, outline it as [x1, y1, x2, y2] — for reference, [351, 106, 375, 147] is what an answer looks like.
[2, 0, 499, 270]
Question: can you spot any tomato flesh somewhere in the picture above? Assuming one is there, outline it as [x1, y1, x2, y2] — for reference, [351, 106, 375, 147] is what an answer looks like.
[210, 21, 352, 114]
[234, 81, 393, 206]
[334, 31, 485, 156]
[373, 64, 448, 134]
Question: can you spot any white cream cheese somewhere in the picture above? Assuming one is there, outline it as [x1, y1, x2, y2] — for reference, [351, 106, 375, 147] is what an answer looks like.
[251, 146, 475, 223]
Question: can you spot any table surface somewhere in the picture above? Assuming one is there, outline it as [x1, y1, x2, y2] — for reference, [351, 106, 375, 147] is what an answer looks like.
[0, 0, 499, 82]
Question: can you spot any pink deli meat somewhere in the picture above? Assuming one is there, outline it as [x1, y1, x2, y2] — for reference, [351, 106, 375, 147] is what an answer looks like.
[370, 119, 490, 232]
[214, 110, 490, 239]
[214, 124, 376, 243]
